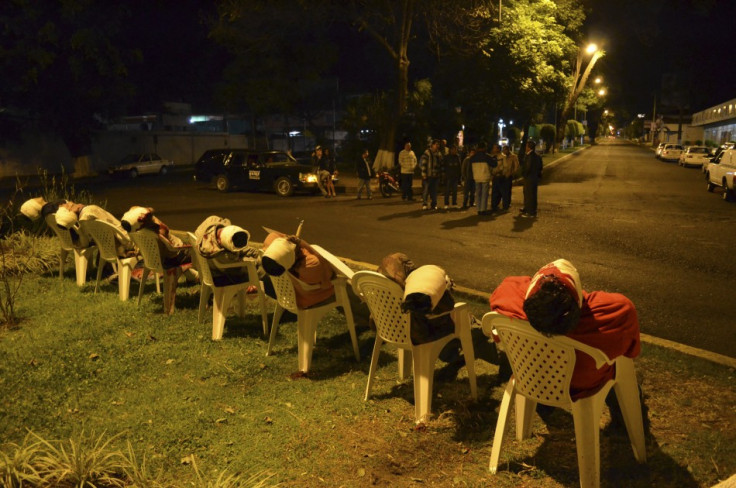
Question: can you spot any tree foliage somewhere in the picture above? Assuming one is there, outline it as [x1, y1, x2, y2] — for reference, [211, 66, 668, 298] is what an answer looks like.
[0, 1, 140, 155]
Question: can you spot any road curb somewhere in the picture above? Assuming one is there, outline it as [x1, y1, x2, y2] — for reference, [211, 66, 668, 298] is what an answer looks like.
[334, 255, 736, 370]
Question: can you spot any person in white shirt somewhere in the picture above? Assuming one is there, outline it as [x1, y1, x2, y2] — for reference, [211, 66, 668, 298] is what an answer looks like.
[398, 141, 417, 201]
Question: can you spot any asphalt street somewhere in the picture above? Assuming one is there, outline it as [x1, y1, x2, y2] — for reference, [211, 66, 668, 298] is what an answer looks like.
[79, 139, 736, 358]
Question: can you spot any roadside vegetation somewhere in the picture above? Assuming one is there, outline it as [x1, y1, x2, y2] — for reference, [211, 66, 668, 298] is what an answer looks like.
[0, 267, 734, 487]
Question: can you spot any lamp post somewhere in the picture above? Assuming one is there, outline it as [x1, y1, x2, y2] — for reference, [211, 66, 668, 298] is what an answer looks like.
[556, 43, 605, 150]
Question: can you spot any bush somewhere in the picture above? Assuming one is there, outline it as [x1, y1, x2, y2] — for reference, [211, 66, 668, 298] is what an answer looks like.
[539, 124, 556, 152]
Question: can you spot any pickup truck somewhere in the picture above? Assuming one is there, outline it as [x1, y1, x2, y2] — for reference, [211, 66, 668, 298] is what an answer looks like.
[706, 148, 736, 201]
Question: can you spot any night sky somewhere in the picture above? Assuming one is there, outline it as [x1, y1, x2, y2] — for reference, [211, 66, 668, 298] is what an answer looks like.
[585, 0, 736, 117]
[127, 1, 735, 120]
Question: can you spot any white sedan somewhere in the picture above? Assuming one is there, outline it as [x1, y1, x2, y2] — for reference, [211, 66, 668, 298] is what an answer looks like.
[678, 146, 711, 168]
[659, 144, 683, 162]
[108, 153, 174, 178]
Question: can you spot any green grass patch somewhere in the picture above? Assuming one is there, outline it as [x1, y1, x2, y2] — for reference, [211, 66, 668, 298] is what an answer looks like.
[1, 273, 734, 487]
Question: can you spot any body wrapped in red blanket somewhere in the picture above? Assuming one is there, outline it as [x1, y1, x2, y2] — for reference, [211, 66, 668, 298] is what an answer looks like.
[490, 275, 640, 400]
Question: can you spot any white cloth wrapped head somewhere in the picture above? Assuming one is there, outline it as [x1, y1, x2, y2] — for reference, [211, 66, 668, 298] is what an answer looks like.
[121, 206, 151, 232]
[261, 237, 296, 275]
[55, 207, 78, 229]
[219, 225, 250, 252]
[403, 265, 451, 313]
[525, 258, 583, 307]
[20, 197, 46, 221]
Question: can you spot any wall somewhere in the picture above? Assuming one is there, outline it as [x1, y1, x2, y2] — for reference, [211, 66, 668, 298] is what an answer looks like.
[0, 131, 250, 178]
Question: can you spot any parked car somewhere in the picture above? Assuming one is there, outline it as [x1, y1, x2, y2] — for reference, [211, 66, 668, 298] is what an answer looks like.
[109, 153, 174, 177]
[705, 148, 736, 200]
[678, 146, 711, 168]
[193, 149, 320, 196]
[659, 144, 683, 162]
[655, 142, 666, 158]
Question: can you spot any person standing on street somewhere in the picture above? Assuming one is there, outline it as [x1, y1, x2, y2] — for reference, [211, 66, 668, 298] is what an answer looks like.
[521, 140, 543, 218]
[461, 146, 476, 209]
[501, 145, 519, 211]
[469, 141, 496, 215]
[420, 139, 443, 210]
[312, 146, 329, 198]
[443, 145, 462, 209]
[398, 141, 417, 201]
[356, 148, 374, 200]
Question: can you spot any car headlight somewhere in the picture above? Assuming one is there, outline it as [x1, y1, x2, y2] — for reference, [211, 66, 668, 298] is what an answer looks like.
[300, 173, 319, 183]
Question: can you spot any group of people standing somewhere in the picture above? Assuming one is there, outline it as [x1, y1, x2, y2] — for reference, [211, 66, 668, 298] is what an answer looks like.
[394, 138, 542, 218]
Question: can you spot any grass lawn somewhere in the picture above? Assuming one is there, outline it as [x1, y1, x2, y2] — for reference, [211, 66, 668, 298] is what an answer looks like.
[1, 270, 735, 487]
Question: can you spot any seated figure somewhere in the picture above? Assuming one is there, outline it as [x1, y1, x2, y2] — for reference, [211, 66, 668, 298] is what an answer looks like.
[55, 203, 135, 257]
[377, 252, 456, 345]
[489, 258, 641, 400]
[121, 206, 191, 269]
[194, 215, 262, 286]
[260, 231, 335, 308]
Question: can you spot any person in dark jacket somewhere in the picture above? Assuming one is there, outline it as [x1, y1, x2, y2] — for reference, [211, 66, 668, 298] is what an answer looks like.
[442, 145, 462, 209]
[356, 148, 374, 199]
[521, 140, 543, 218]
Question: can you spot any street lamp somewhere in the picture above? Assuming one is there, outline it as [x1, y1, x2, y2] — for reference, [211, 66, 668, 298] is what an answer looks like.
[598, 88, 607, 96]
[557, 42, 605, 150]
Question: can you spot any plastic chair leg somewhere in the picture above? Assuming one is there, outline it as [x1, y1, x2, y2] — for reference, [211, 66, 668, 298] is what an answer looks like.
[94, 260, 105, 294]
[137, 268, 150, 307]
[73, 250, 89, 286]
[118, 262, 133, 301]
[211, 287, 231, 340]
[614, 358, 647, 463]
[257, 285, 269, 336]
[59, 249, 68, 279]
[571, 395, 606, 488]
[457, 322, 478, 399]
[398, 349, 412, 380]
[266, 304, 284, 356]
[162, 270, 179, 315]
[412, 346, 440, 423]
[489, 379, 516, 473]
[198, 285, 212, 324]
[336, 285, 360, 361]
[364, 337, 384, 400]
[297, 314, 317, 372]
[515, 395, 537, 440]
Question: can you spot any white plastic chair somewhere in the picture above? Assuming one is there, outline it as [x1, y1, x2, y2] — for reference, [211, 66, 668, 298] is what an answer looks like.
[266, 263, 360, 373]
[481, 311, 646, 488]
[351, 270, 478, 424]
[79, 220, 138, 301]
[44, 214, 96, 286]
[185, 232, 269, 340]
[129, 229, 184, 314]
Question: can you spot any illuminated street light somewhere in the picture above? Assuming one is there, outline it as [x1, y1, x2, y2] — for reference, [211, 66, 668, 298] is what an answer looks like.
[598, 88, 607, 96]
[594, 77, 602, 84]
[586, 43, 598, 55]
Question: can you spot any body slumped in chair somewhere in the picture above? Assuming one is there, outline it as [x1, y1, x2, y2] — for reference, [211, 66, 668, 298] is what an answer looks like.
[186, 231, 269, 340]
[261, 233, 359, 373]
[352, 268, 477, 424]
[483, 259, 646, 488]
[79, 220, 138, 300]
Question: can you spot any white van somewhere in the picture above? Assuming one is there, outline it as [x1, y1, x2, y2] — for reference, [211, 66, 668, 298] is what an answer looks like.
[706, 148, 736, 201]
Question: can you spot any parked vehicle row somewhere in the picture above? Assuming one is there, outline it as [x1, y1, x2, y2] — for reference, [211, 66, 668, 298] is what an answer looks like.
[656, 141, 736, 202]
[706, 147, 736, 201]
[193, 148, 321, 196]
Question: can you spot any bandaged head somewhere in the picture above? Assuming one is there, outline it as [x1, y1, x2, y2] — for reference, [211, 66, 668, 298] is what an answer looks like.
[261, 237, 296, 276]
[55, 207, 78, 229]
[20, 197, 46, 221]
[121, 206, 151, 232]
[523, 259, 583, 335]
[402, 265, 451, 314]
[219, 225, 250, 252]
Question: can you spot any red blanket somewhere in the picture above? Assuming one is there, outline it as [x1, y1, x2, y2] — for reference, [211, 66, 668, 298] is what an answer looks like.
[490, 276, 641, 399]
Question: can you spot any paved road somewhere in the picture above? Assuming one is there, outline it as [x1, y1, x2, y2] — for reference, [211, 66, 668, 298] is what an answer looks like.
[83, 139, 736, 357]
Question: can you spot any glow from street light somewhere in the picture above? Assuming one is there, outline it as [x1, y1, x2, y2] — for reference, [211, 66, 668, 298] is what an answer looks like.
[586, 43, 598, 55]
[598, 88, 606, 96]
[594, 77, 602, 84]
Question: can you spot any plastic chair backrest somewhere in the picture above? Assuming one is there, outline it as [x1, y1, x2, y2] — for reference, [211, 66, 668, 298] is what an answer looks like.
[45, 214, 75, 251]
[270, 271, 298, 313]
[352, 270, 411, 346]
[186, 232, 214, 288]
[80, 220, 121, 263]
[129, 229, 165, 274]
[487, 313, 614, 409]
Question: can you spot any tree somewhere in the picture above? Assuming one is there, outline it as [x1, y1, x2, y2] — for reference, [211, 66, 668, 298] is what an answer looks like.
[0, 1, 140, 168]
